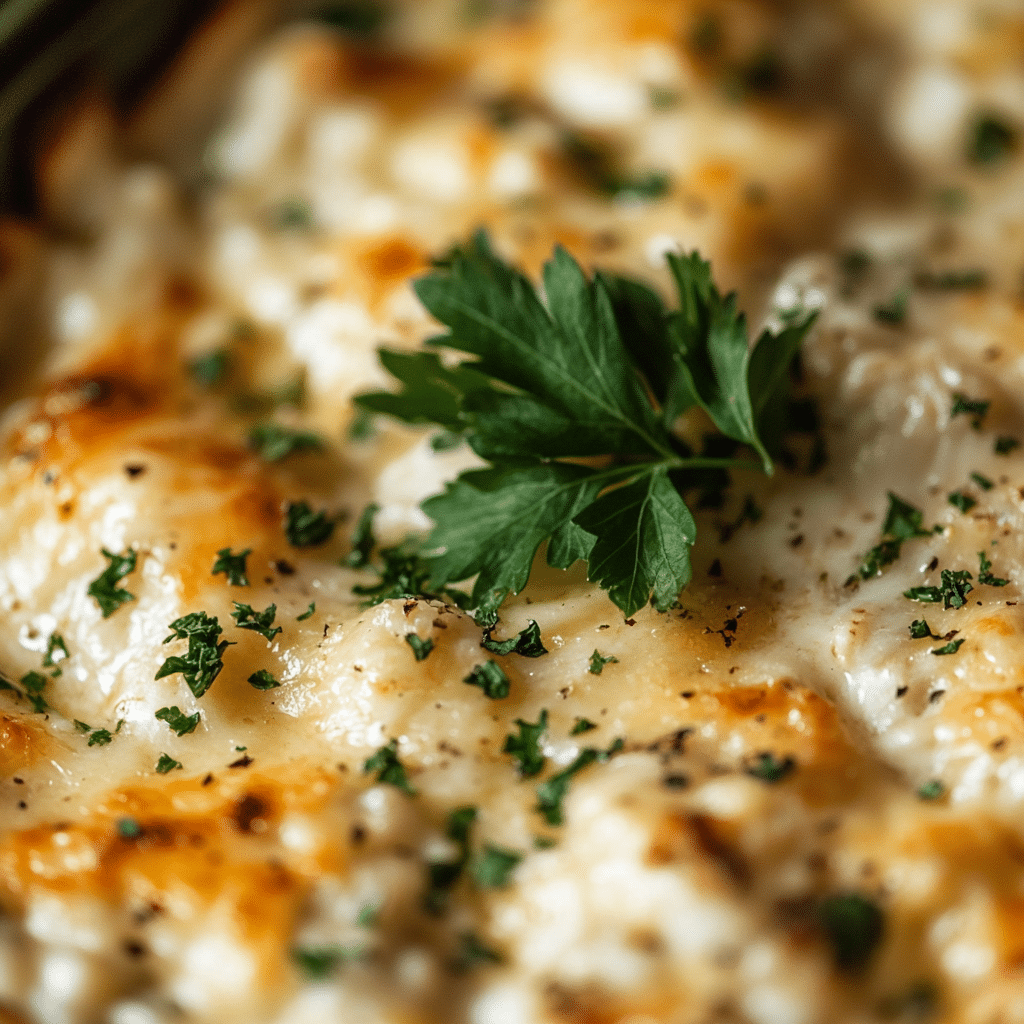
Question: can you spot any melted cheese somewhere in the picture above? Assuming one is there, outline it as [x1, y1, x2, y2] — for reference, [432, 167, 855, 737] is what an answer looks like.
[3, 2, 1024, 1023]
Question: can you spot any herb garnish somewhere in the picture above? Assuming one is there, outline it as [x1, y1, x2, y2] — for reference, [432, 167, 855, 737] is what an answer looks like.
[155, 612, 233, 698]
[819, 893, 884, 971]
[503, 709, 547, 777]
[744, 752, 795, 783]
[155, 753, 183, 774]
[873, 289, 908, 326]
[464, 661, 510, 699]
[231, 602, 282, 642]
[43, 634, 68, 675]
[950, 393, 989, 428]
[909, 620, 941, 640]
[904, 569, 974, 609]
[979, 551, 1009, 587]
[212, 548, 251, 586]
[968, 114, 1017, 165]
[971, 472, 993, 490]
[189, 349, 230, 387]
[917, 780, 945, 800]
[996, 436, 1020, 454]
[297, 602, 316, 621]
[345, 503, 380, 568]
[931, 638, 965, 656]
[456, 932, 503, 968]
[472, 845, 523, 888]
[155, 706, 200, 735]
[425, 805, 477, 913]
[88, 548, 137, 617]
[364, 739, 416, 795]
[356, 233, 815, 618]
[587, 650, 618, 675]
[850, 493, 933, 582]
[248, 669, 281, 690]
[284, 501, 336, 547]
[570, 717, 597, 735]
[20, 671, 48, 713]
[481, 620, 547, 657]
[74, 718, 120, 745]
[947, 491, 976, 514]
[248, 422, 323, 461]
[535, 739, 623, 825]
[291, 945, 359, 981]
[406, 634, 434, 661]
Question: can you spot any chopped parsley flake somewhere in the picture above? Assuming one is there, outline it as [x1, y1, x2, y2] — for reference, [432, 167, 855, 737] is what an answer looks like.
[297, 602, 316, 621]
[915, 269, 987, 291]
[968, 114, 1017, 165]
[43, 634, 69, 673]
[744, 752, 795, 783]
[291, 945, 359, 981]
[947, 491, 976, 514]
[20, 671, 48, 713]
[931, 637, 966, 656]
[155, 611, 233, 699]
[155, 706, 200, 736]
[917, 780, 945, 800]
[231, 602, 282, 642]
[87, 548, 137, 617]
[212, 548, 251, 586]
[247, 422, 323, 461]
[456, 931, 503, 968]
[979, 550, 1010, 587]
[464, 661, 510, 699]
[472, 845, 523, 889]
[535, 739, 623, 826]
[950, 393, 990, 428]
[425, 806, 476, 914]
[873, 288, 909, 326]
[155, 753, 183, 774]
[482, 620, 548, 657]
[284, 501, 336, 547]
[405, 634, 434, 661]
[87, 728, 114, 746]
[850, 493, 933, 581]
[356, 904, 379, 928]
[588, 650, 618, 675]
[995, 436, 1019, 455]
[904, 569, 974, 609]
[971, 472, 994, 490]
[909, 619, 941, 640]
[363, 738, 416, 795]
[503, 709, 547, 777]
[570, 717, 597, 735]
[819, 893, 884, 971]
[117, 817, 141, 839]
[345, 503, 380, 568]
[189, 348, 230, 387]
[248, 669, 281, 690]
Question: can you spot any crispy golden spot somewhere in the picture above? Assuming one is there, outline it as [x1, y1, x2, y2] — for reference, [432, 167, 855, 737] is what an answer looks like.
[936, 688, 1024, 749]
[344, 50, 465, 119]
[974, 614, 1017, 639]
[0, 713, 51, 776]
[0, 766, 343, 968]
[355, 235, 428, 309]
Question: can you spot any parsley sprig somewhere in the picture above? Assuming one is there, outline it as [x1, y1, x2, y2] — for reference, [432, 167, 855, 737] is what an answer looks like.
[356, 233, 815, 617]
[155, 612, 233, 698]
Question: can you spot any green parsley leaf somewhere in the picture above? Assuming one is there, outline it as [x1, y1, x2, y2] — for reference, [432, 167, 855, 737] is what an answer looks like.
[917, 780, 945, 800]
[570, 717, 597, 734]
[587, 650, 618, 675]
[87, 728, 113, 746]
[995, 436, 1020, 455]
[425, 806, 477, 914]
[456, 931, 503, 968]
[915, 269, 987, 291]
[345, 503, 380, 568]
[360, 234, 813, 618]
[212, 548, 251, 586]
[968, 113, 1017, 165]
[291, 945, 359, 981]
[931, 637, 965, 656]
[472, 845, 523, 888]
[364, 738, 416, 795]
[873, 288, 909, 326]
[20, 671, 48, 713]
[231, 602, 282, 642]
[947, 491, 976, 513]
[248, 669, 281, 690]
[73, 719, 91, 733]
[189, 348, 231, 387]
[819, 893, 884, 971]
[356, 903, 379, 928]
[909, 619, 941, 640]
[155, 753, 183, 774]
[406, 634, 434, 661]
[535, 739, 622, 826]
[744, 752, 795, 783]
[950, 392, 990, 428]
[117, 817, 142, 839]
[247, 422, 323, 462]
[904, 569, 974, 609]
[503, 709, 547, 777]
[971, 472, 994, 490]
[464, 661, 510, 699]
[284, 501, 336, 547]
[482, 619, 547, 657]
[155, 611, 233, 699]
[43, 634, 69, 670]
[269, 198, 313, 230]
[850, 493, 932, 581]
[87, 548, 137, 617]
[155, 706, 201, 736]
[297, 602, 316, 621]
[979, 550, 1010, 587]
